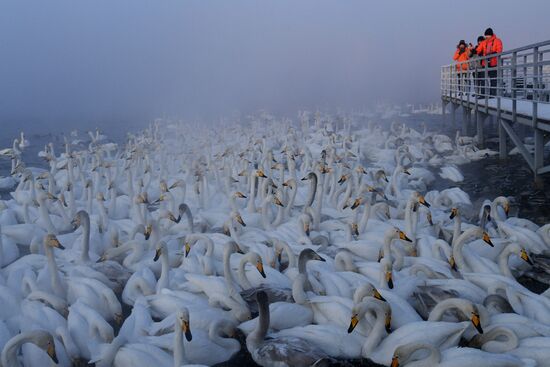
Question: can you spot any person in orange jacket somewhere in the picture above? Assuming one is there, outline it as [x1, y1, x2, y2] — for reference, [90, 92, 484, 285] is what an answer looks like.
[453, 40, 470, 95]
[479, 28, 503, 96]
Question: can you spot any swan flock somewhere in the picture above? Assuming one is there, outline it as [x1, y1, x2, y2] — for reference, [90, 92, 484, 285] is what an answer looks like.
[0, 114, 549, 367]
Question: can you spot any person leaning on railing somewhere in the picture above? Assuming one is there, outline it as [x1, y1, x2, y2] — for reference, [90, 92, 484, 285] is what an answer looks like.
[453, 40, 470, 96]
[478, 27, 503, 97]
[469, 36, 486, 96]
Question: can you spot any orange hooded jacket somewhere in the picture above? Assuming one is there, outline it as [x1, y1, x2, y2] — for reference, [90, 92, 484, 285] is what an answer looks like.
[479, 35, 503, 67]
[453, 48, 470, 71]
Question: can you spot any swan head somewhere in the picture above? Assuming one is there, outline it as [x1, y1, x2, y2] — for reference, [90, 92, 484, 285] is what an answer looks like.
[337, 173, 349, 185]
[375, 169, 389, 182]
[176, 308, 192, 342]
[354, 283, 386, 303]
[519, 248, 534, 265]
[388, 227, 412, 243]
[350, 197, 362, 210]
[494, 196, 510, 216]
[233, 191, 247, 199]
[299, 214, 311, 236]
[135, 192, 149, 205]
[26, 330, 59, 364]
[481, 231, 494, 247]
[482, 204, 492, 222]
[144, 224, 152, 240]
[426, 210, 433, 226]
[300, 171, 317, 182]
[411, 191, 430, 208]
[160, 180, 169, 193]
[247, 252, 266, 278]
[299, 248, 325, 263]
[256, 169, 267, 178]
[348, 298, 392, 334]
[153, 241, 167, 262]
[382, 259, 394, 289]
[273, 195, 284, 207]
[471, 310, 483, 334]
[450, 207, 459, 219]
[44, 234, 65, 250]
[231, 211, 246, 227]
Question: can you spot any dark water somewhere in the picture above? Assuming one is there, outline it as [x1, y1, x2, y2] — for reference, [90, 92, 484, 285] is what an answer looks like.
[395, 112, 550, 225]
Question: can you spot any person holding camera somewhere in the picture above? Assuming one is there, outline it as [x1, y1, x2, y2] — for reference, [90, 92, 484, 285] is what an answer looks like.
[469, 36, 486, 96]
[453, 40, 470, 96]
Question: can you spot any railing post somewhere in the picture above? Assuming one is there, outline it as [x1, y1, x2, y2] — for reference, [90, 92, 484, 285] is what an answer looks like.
[533, 47, 541, 180]
[497, 53, 506, 159]
[512, 51, 517, 122]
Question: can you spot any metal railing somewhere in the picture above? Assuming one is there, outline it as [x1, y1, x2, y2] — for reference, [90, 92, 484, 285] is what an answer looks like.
[441, 39, 550, 113]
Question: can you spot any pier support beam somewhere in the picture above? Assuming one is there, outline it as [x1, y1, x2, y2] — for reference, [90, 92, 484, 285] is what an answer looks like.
[498, 119, 508, 159]
[534, 128, 544, 180]
[462, 108, 468, 136]
[476, 111, 486, 149]
[450, 103, 457, 126]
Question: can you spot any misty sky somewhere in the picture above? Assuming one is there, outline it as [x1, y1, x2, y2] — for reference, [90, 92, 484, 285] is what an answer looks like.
[1, 0, 550, 131]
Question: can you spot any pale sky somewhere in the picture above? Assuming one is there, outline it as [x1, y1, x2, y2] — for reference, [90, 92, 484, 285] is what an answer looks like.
[1, 0, 549, 129]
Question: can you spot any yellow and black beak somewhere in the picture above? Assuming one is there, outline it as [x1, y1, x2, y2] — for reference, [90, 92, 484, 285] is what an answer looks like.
[377, 249, 384, 263]
[144, 225, 152, 240]
[236, 191, 247, 198]
[391, 355, 399, 367]
[168, 213, 177, 223]
[256, 169, 267, 178]
[386, 271, 394, 289]
[351, 198, 361, 210]
[399, 230, 412, 242]
[351, 223, 359, 237]
[418, 195, 430, 208]
[47, 342, 58, 364]
[274, 197, 284, 207]
[521, 249, 534, 265]
[450, 208, 457, 220]
[504, 203, 510, 216]
[256, 261, 267, 278]
[471, 312, 483, 334]
[348, 314, 359, 333]
[52, 237, 65, 250]
[403, 169, 411, 175]
[338, 175, 347, 184]
[181, 320, 193, 341]
[153, 248, 162, 262]
[427, 212, 433, 226]
[385, 312, 392, 333]
[373, 289, 386, 302]
[236, 214, 246, 227]
[482, 232, 494, 247]
[304, 223, 310, 236]
[184, 242, 191, 257]
[449, 255, 457, 271]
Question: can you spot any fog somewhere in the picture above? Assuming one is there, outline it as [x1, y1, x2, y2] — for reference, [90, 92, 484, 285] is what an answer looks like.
[1, 0, 550, 131]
